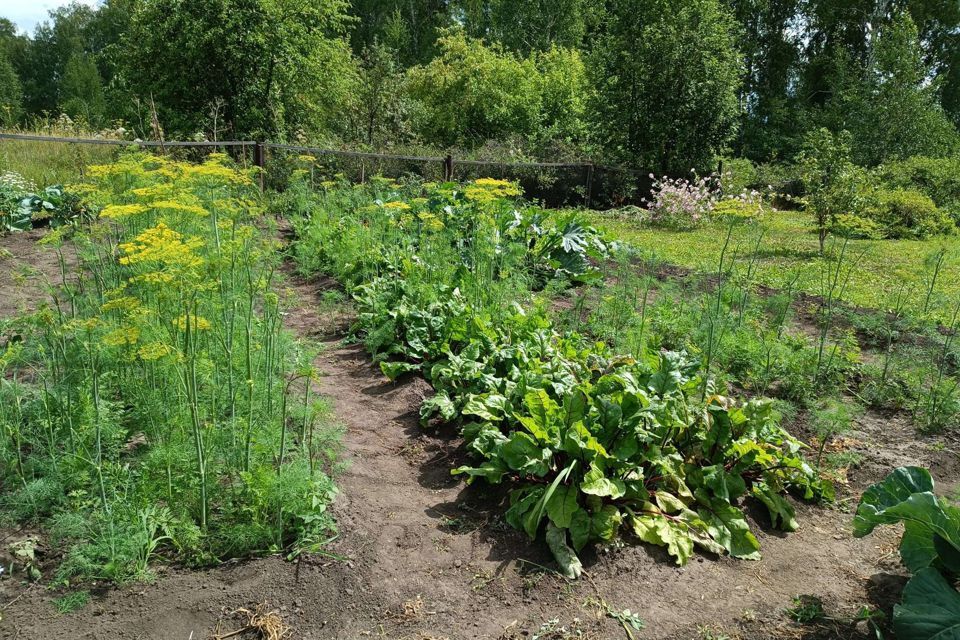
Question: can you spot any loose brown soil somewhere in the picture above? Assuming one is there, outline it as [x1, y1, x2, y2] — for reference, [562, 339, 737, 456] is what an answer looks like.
[0, 229, 954, 640]
[0, 228, 76, 319]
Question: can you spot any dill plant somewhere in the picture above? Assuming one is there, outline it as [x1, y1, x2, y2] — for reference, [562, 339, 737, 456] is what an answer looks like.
[0, 151, 339, 583]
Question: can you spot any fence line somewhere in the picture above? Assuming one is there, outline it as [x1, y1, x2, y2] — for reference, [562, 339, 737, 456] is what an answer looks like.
[0, 133, 663, 208]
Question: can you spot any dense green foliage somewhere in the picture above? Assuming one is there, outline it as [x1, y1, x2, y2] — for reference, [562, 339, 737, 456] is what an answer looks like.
[588, 0, 742, 173]
[406, 33, 588, 149]
[287, 174, 830, 576]
[2, 0, 960, 175]
[854, 467, 960, 639]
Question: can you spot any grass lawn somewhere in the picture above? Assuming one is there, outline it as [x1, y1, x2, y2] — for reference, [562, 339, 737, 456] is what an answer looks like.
[588, 208, 960, 320]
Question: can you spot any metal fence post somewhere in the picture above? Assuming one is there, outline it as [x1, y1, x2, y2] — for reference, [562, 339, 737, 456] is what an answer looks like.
[444, 154, 453, 181]
[254, 142, 266, 191]
[585, 163, 595, 209]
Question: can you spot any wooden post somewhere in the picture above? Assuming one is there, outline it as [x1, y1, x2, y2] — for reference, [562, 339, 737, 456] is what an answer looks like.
[443, 154, 453, 182]
[254, 142, 265, 191]
[584, 163, 595, 209]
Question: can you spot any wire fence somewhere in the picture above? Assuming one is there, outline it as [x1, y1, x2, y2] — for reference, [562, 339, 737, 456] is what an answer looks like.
[0, 133, 656, 209]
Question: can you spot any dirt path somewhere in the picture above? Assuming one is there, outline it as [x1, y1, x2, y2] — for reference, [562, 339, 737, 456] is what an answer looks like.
[276, 269, 908, 640]
[0, 232, 937, 639]
[0, 228, 76, 318]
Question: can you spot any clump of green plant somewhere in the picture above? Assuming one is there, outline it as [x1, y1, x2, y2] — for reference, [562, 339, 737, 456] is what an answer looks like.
[53, 590, 90, 614]
[854, 466, 960, 639]
[809, 398, 861, 471]
[864, 188, 954, 240]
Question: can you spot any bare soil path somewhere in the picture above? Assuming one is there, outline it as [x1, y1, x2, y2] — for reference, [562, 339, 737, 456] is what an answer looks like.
[0, 229, 953, 639]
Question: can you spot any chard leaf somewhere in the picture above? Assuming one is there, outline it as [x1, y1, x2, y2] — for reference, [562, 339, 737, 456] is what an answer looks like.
[380, 360, 420, 380]
[894, 568, 960, 640]
[580, 463, 626, 499]
[546, 522, 582, 579]
[546, 484, 579, 529]
[630, 512, 693, 565]
[462, 394, 508, 421]
[451, 459, 508, 484]
[697, 495, 761, 560]
[569, 508, 591, 551]
[591, 504, 622, 542]
[752, 483, 799, 532]
[500, 432, 551, 476]
[505, 487, 544, 532]
[420, 390, 456, 425]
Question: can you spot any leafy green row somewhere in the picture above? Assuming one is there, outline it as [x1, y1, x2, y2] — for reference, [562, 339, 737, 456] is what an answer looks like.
[291, 177, 831, 575]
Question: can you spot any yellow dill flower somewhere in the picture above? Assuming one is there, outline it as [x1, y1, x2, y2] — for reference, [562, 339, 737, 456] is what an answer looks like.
[466, 178, 522, 201]
[138, 271, 175, 285]
[61, 317, 102, 333]
[118, 222, 204, 270]
[185, 161, 252, 186]
[102, 325, 141, 347]
[173, 314, 212, 331]
[382, 201, 411, 211]
[101, 296, 142, 313]
[137, 341, 173, 361]
[417, 211, 445, 231]
[100, 204, 150, 220]
[320, 180, 337, 189]
[131, 184, 174, 199]
[150, 200, 209, 216]
[297, 154, 317, 163]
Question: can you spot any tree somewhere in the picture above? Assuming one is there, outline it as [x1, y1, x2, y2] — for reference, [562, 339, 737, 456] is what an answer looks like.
[406, 32, 588, 150]
[349, 44, 411, 147]
[407, 32, 543, 148]
[797, 128, 865, 253]
[60, 53, 106, 126]
[347, 0, 450, 66]
[125, 0, 358, 138]
[589, 0, 742, 173]
[851, 12, 958, 164]
[726, 0, 805, 160]
[0, 50, 22, 127]
[454, 0, 589, 54]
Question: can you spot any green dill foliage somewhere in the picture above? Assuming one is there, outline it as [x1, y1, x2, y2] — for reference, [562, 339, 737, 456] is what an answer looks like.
[53, 590, 90, 614]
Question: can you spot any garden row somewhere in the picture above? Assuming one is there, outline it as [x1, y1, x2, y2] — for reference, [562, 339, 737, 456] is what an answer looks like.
[0, 152, 337, 585]
[283, 172, 831, 577]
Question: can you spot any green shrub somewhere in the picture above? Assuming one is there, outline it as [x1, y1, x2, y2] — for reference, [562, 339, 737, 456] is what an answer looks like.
[719, 157, 758, 196]
[830, 213, 884, 239]
[875, 155, 960, 221]
[711, 197, 764, 225]
[866, 188, 953, 239]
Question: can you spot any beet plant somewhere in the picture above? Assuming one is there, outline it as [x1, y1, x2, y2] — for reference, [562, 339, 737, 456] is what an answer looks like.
[290, 174, 831, 577]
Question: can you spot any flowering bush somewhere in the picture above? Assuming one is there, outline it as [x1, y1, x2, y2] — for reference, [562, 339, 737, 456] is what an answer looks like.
[643, 173, 718, 230]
